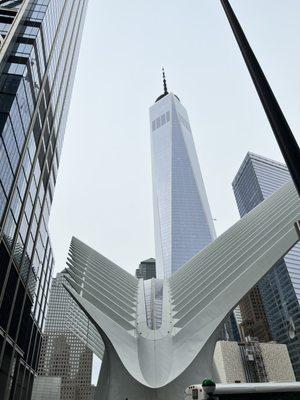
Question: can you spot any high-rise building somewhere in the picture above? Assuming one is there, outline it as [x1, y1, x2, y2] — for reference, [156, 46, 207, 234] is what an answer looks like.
[0, 1, 88, 399]
[149, 74, 239, 342]
[238, 285, 271, 343]
[38, 272, 95, 400]
[150, 73, 216, 279]
[232, 152, 300, 379]
[31, 376, 61, 400]
[135, 258, 156, 280]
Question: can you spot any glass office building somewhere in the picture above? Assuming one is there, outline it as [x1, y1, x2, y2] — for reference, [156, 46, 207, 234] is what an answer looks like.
[149, 85, 238, 340]
[150, 91, 216, 279]
[232, 152, 300, 379]
[0, 1, 88, 399]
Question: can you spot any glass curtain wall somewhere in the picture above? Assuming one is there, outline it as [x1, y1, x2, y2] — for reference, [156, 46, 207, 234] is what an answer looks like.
[0, 1, 88, 399]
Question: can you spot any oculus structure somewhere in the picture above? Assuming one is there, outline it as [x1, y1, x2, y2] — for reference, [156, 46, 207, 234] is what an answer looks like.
[64, 81, 300, 399]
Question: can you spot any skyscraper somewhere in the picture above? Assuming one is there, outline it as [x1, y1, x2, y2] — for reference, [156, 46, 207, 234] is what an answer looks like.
[149, 74, 240, 341]
[31, 377, 61, 400]
[38, 272, 95, 400]
[232, 152, 300, 379]
[150, 73, 216, 278]
[238, 285, 271, 343]
[0, 1, 88, 399]
[135, 258, 156, 280]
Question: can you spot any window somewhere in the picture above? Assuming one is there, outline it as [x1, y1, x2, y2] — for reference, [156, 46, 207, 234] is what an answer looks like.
[152, 111, 170, 131]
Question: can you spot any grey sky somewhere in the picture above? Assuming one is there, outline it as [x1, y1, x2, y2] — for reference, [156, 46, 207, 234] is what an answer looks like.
[48, 0, 300, 381]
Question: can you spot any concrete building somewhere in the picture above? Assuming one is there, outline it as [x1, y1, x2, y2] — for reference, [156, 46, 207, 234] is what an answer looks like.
[31, 377, 61, 400]
[135, 258, 156, 280]
[38, 272, 97, 400]
[213, 340, 295, 384]
[90, 386, 96, 400]
[232, 153, 300, 378]
[0, 1, 89, 399]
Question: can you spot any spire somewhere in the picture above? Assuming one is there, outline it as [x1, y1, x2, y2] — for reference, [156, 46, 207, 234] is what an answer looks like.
[162, 67, 168, 95]
[155, 67, 180, 103]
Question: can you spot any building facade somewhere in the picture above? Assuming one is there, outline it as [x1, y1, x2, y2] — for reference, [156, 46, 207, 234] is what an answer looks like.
[150, 83, 216, 279]
[135, 258, 156, 280]
[38, 272, 95, 400]
[238, 285, 271, 343]
[232, 152, 300, 379]
[213, 340, 295, 384]
[0, 1, 88, 399]
[149, 79, 240, 341]
[31, 376, 61, 400]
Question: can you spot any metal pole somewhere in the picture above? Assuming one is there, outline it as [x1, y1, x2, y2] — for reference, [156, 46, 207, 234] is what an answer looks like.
[220, 0, 300, 197]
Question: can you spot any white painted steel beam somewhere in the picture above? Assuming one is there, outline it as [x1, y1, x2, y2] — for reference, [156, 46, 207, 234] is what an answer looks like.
[65, 182, 300, 399]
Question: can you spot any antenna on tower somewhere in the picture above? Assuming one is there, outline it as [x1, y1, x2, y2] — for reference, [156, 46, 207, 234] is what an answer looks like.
[162, 67, 168, 95]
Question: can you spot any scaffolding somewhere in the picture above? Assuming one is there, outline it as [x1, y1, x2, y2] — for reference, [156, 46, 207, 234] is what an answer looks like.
[243, 337, 268, 382]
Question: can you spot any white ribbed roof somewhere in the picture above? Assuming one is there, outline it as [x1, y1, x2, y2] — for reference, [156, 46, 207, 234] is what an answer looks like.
[65, 182, 300, 388]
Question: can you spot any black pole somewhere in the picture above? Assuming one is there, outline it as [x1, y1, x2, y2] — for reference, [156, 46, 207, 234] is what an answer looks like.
[220, 0, 300, 197]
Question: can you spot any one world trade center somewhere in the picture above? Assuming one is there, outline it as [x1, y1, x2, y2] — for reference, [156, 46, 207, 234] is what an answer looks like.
[150, 70, 216, 278]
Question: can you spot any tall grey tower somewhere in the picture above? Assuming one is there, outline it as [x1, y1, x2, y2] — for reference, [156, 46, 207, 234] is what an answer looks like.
[0, 1, 89, 399]
[232, 152, 300, 379]
[150, 72, 216, 278]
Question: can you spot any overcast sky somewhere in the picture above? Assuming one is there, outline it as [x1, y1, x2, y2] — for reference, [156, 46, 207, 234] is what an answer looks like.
[48, 0, 300, 383]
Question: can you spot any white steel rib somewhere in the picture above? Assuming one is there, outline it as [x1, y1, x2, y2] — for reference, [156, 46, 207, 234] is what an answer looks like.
[64, 181, 300, 399]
